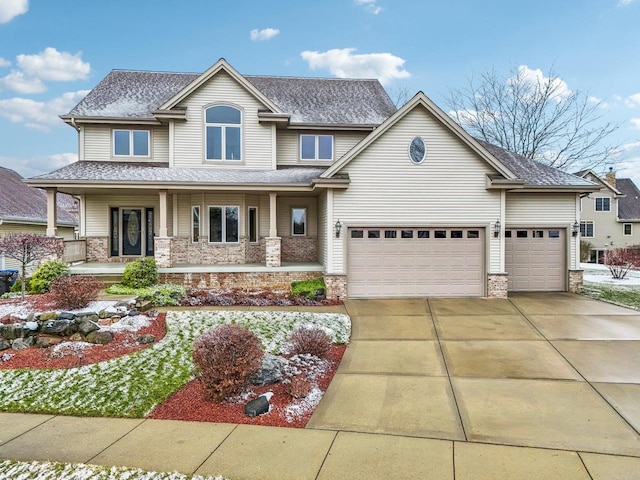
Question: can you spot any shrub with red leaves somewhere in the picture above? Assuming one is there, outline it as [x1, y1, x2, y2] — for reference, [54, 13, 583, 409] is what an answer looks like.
[284, 376, 312, 399]
[604, 247, 640, 279]
[49, 275, 104, 310]
[288, 326, 332, 358]
[193, 324, 264, 402]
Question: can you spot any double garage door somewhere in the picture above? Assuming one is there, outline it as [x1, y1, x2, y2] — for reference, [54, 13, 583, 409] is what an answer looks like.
[505, 228, 566, 291]
[348, 227, 485, 298]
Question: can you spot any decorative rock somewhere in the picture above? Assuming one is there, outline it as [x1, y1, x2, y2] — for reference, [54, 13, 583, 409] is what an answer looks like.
[127, 308, 139, 317]
[86, 330, 114, 345]
[1, 353, 14, 362]
[76, 313, 99, 324]
[244, 394, 272, 417]
[12, 336, 34, 350]
[24, 321, 39, 331]
[69, 333, 84, 342]
[0, 338, 10, 351]
[35, 335, 64, 348]
[78, 320, 100, 336]
[1, 314, 23, 324]
[136, 334, 155, 344]
[251, 354, 284, 386]
[314, 288, 326, 301]
[41, 319, 78, 337]
[99, 307, 117, 319]
[2, 323, 25, 340]
[58, 312, 76, 320]
[38, 312, 58, 321]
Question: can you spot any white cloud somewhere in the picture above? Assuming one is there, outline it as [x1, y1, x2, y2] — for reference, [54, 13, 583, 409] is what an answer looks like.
[0, 90, 89, 131]
[354, 0, 382, 14]
[625, 93, 640, 107]
[0, 70, 45, 93]
[17, 47, 90, 82]
[0, 153, 77, 178]
[0, 0, 28, 23]
[618, 0, 635, 6]
[300, 48, 410, 85]
[631, 118, 640, 130]
[250, 28, 280, 41]
[0, 57, 10, 68]
[588, 95, 609, 109]
[510, 65, 571, 102]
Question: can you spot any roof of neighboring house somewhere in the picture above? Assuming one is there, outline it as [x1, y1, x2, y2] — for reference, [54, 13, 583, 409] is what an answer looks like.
[0, 167, 78, 226]
[29, 162, 328, 186]
[616, 178, 640, 221]
[65, 69, 397, 126]
[477, 140, 596, 188]
[573, 169, 622, 195]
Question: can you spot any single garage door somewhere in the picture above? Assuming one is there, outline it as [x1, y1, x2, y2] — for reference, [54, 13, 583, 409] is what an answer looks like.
[348, 227, 485, 298]
[505, 228, 565, 291]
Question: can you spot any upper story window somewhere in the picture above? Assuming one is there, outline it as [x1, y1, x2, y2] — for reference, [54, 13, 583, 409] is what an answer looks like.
[595, 197, 611, 212]
[113, 130, 149, 157]
[205, 105, 242, 161]
[300, 135, 333, 161]
[580, 221, 594, 237]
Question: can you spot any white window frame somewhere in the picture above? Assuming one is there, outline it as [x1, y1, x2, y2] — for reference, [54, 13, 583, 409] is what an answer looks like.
[204, 104, 242, 162]
[208, 205, 240, 244]
[624, 223, 633, 236]
[595, 197, 611, 212]
[191, 206, 200, 243]
[300, 134, 333, 161]
[113, 129, 150, 157]
[291, 207, 307, 236]
[580, 221, 594, 238]
[248, 206, 259, 243]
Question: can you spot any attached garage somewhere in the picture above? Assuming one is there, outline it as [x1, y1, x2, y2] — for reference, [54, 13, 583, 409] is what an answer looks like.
[347, 227, 485, 298]
[505, 228, 566, 291]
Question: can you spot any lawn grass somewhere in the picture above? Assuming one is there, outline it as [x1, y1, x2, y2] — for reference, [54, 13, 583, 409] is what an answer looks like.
[581, 282, 640, 310]
[0, 311, 350, 417]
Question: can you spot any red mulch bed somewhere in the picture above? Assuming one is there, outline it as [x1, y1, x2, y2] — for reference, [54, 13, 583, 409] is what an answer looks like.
[149, 345, 345, 428]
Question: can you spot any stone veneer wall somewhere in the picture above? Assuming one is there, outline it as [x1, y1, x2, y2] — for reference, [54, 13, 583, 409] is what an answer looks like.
[266, 237, 281, 267]
[568, 269, 583, 293]
[246, 239, 266, 263]
[159, 271, 319, 291]
[487, 273, 508, 299]
[281, 236, 318, 262]
[85, 237, 134, 263]
[324, 275, 347, 301]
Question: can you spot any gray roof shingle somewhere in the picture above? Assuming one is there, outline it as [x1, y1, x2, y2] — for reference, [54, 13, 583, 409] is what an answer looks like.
[616, 178, 640, 220]
[66, 70, 396, 126]
[0, 167, 78, 226]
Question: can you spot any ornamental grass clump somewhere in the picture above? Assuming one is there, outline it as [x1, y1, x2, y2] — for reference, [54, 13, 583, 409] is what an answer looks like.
[192, 324, 264, 402]
[288, 326, 331, 358]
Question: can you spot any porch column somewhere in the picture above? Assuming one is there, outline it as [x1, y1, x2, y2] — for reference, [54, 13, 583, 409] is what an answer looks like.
[155, 189, 172, 268]
[158, 190, 168, 237]
[46, 188, 57, 237]
[266, 192, 281, 267]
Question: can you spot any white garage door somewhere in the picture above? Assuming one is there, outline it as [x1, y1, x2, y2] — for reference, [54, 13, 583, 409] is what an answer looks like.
[505, 228, 566, 291]
[348, 227, 485, 298]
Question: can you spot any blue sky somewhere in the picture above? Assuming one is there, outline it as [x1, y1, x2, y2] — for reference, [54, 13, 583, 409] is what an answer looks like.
[1, 0, 639, 182]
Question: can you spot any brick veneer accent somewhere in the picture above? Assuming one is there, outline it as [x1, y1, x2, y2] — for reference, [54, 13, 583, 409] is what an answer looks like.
[487, 273, 508, 298]
[154, 237, 172, 268]
[568, 269, 583, 293]
[281, 236, 318, 262]
[159, 271, 319, 290]
[266, 237, 281, 267]
[324, 275, 347, 301]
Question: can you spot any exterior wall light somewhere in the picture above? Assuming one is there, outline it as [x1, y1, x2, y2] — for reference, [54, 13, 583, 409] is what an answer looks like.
[494, 219, 501, 238]
[572, 221, 580, 237]
[335, 219, 342, 238]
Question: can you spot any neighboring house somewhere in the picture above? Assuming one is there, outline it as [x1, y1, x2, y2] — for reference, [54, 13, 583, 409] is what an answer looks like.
[0, 166, 78, 270]
[27, 59, 598, 298]
[576, 169, 640, 263]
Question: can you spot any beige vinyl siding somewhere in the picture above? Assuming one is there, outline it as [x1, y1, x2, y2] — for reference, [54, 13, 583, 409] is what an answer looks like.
[277, 197, 318, 237]
[173, 71, 273, 169]
[276, 130, 368, 166]
[0, 224, 74, 271]
[85, 194, 163, 236]
[82, 125, 169, 163]
[330, 106, 501, 274]
[317, 192, 328, 268]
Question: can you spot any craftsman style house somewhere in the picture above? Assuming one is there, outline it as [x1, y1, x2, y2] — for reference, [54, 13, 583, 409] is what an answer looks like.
[576, 169, 640, 263]
[28, 58, 598, 298]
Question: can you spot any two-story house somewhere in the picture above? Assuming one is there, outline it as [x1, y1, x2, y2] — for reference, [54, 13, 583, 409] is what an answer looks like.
[576, 169, 640, 263]
[27, 58, 598, 299]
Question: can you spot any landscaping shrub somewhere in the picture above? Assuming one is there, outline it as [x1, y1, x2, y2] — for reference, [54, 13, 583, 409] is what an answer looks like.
[10, 277, 30, 294]
[122, 258, 158, 288]
[28, 259, 70, 294]
[192, 324, 264, 402]
[284, 376, 312, 399]
[288, 326, 331, 358]
[105, 283, 186, 306]
[579, 240, 593, 263]
[290, 277, 326, 299]
[50, 275, 104, 310]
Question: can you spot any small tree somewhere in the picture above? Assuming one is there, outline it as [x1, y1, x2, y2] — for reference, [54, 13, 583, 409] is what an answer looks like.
[604, 248, 640, 280]
[0, 234, 64, 299]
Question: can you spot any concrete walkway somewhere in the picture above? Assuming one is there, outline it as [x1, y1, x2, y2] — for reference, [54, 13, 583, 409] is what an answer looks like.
[2, 293, 640, 479]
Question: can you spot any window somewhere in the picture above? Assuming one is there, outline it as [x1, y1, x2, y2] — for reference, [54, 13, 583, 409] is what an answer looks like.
[434, 230, 447, 238]
[418, 230, 430, 238]
[451, 230, 463, 239]
[595, 197, 611, 212]
[517, 231, 528, 238]
[533, 230, 544, 238]
[191, 206, 200, 243]
[113, 130, 149, 157]
[401, 230, 413, 238]
[209, 206, 239, 243]
[624, 223, 632, 236]
[385, 230, 397, 239]
[205, 105, 241, 161]
[351, 230, 364, 238]
[368, 230, 380, 239]
[548, 230, 560, 238]
[291, 208, 307, 236]
[467, 230, 480, 238]
[300, 135, 333, 161]
[505, 230, 512, 238]
[580, 221, 594, 238]
[248, 207, 258, 243]
[409, 137, 426, 164]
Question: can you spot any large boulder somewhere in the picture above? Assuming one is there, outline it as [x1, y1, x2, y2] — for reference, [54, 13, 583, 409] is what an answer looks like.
[86, 330, 114, 345]
[35, 335, 64, 348]
[0, 338, 10, 351]
[78, 320, 100, 336]
[1, 323, 25, 340]
[40, 319, 78, 337]
[12, 337, 34, 350]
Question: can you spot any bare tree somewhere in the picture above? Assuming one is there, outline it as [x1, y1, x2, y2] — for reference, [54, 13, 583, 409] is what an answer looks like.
[446, 65, 620, 171]
[386, 85, 412, 108]
[0, 234, 64, 299]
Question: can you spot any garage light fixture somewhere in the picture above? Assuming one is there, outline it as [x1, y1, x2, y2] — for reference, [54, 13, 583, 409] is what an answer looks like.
[572, 221, 580, 237]
[335, 219, 343, 238]
[494, 219, 501, 238]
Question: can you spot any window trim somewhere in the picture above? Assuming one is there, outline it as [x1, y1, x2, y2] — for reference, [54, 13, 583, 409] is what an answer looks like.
[624, 223, 633, 236]
[580, 221, 594, 238]
[208, 205, 240, 244]
[291, 207, 307, 236]
[191, 206, 200, 243]
[248, 206, 259, 243]
[594, 197, 611, 212]
[113, 129, 150, 158]
[299, 134, 334, 161]
[204, 104, 243, 162]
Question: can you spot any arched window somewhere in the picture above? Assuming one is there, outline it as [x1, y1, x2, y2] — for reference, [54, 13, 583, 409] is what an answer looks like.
[205, 105, 242, 161]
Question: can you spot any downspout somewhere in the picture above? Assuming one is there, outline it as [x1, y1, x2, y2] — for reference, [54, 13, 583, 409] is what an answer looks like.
[70, 116, 80, 132]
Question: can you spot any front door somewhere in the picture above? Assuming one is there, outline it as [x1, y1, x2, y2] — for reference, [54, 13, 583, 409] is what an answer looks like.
[122, 208, 143, 256]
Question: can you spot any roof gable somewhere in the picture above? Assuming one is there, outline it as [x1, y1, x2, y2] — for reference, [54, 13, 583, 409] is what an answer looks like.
[574, 169, 622, 195]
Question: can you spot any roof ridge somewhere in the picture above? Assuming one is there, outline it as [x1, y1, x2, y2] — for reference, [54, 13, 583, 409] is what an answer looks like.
[246, 74, 380, 82]
[111, 69, 200, 75]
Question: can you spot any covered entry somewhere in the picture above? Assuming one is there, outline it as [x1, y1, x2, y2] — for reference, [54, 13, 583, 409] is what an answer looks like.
[347, 227, 485, 298]
[505, 228, 566, 291]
